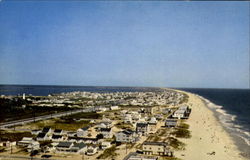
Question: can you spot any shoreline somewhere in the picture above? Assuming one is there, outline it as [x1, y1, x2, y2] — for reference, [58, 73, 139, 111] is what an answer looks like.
[173, 89, 247, 160]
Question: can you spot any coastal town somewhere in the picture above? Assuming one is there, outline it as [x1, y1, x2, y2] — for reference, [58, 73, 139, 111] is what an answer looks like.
[0, 89, 192, 160]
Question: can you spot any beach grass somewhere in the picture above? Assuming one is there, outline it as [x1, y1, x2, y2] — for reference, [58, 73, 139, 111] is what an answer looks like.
[97, 145, 118, 159]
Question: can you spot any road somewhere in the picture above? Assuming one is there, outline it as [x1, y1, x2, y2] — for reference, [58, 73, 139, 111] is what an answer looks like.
[0, 107, 93, 129]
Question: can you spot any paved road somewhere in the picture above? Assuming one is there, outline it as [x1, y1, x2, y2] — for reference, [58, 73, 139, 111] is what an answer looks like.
[0, 107, 93, 129]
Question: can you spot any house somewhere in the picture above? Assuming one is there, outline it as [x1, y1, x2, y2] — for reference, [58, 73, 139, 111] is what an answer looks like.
[142, 142, 172, 156]
[86, 145, 98, 155]
[70, 142, 87, 154]
[18, 137, 34, 147]
[136, 123, 148, 135]
[110, 106, 120, 110]
[100, 128, 112, 139]
[51, 134, 64, 142]
[67, 131, 76, 137]
[124, 114, 133, 123]
[165, 119, 178, 128]
[0, 141, 16, 147]
[53, 129, 63, 135]
[36, 132, 51, 141]
[56, 142, 74, 152]
[77, 127, 89, 137]
[42, 127, 52, 134]
[31, 129, 41, 135]
[124, 152, 158, 160]
[96, 121, 112, 129]
[172, 110, 186, 119]
[101, 141, 111, 150]
[115, 129, 138, 143]
[27, 141, 40, 152]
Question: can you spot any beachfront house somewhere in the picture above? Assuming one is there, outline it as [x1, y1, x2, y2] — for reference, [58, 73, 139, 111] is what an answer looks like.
[172, 110, 186, 119]
[142, 142, 172, 156]
[115, 129, 137, 143]
[136, 123, 149, 135]
[165, 119, 178, 128]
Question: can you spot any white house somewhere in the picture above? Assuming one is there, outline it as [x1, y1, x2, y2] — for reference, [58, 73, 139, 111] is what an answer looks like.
[18, 137, 34, 147]
[86, 145, 98, 155]
[77, 127, 89, 137]
[100, 128, 113, 139]
[172, 110, 186, 119]
[110, 106, 120, 110]
[27, 141, 40, 152]
[101, 141, 111, 150]
[115, 129, 137, 143]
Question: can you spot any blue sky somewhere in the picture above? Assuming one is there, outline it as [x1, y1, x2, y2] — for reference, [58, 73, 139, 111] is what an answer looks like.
[0, 1, 249, 88]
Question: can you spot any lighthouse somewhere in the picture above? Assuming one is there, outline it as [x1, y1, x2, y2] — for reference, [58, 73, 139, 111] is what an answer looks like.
[22, 93, 26, 100]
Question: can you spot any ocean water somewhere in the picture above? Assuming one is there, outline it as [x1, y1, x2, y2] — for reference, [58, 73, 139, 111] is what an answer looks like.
[179, 88, 250, 158]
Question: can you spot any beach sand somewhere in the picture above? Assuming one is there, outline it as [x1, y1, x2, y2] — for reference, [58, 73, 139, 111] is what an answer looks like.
[174, 90, 246, 160]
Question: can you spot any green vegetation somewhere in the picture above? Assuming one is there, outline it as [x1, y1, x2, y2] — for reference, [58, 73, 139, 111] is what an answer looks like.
[180, 94, 189, 104]
[0, 130, 33, 141]
[115, 122, 134, 129]
[170, 122, 191, 138]
[61, 112, 101, 120]
[166, 137, 185, 150]
[97, 145, 118, 159]
[161, 157, 182, 160]
[30, 118, 90, 131]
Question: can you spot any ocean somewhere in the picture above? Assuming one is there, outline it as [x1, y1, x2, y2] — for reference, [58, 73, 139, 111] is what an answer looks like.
[0, 85, 249, 157]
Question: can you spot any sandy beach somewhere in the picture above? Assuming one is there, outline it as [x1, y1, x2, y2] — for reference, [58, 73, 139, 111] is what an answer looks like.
[174, 90, 246, 160]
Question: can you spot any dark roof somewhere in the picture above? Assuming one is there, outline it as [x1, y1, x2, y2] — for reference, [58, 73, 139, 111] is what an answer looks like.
[37, 132, 46, 138]
[52, 134, 62, 139]
[121, 129, 134, 135]
[54, 129, 63, 133]
[68, 136, 98, 141]
[42, 127, 51, 133]
[143, 141, 167, 146]
[72, 142, 86, 149]
[80, 127, 89, 131]
[57, 142, 73, 148]
[136, 123, 148, 127]
[100, 128, 111, 132]
[165, 119, 177, 122]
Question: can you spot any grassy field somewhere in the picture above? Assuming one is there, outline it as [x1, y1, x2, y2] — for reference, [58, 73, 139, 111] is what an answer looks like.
[26, 118, 91, 131]
[97, 145, 118, 159]
[0, 130, 33, 141]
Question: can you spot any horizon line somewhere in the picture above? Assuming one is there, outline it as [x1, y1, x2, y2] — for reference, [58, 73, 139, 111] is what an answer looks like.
[0, 83, 249, 90]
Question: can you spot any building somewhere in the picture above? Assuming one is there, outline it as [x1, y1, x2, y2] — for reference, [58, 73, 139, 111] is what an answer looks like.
[77, 127, 89, 137]
[101, 141, 111, 149]
[100, 128, 113, 139]
[165, 119, 178, 128]
[18, 137, 34, 147]
[86, 145, 98, 155]
[123, 152, 158, 160]
[115, 129, 137, 143]
[136, 123, 149, 135]
[56, 142, 74, 152]
[53, 129, 63, 135]
[27, 141, 40, 152]
[142, 142, 172, 156]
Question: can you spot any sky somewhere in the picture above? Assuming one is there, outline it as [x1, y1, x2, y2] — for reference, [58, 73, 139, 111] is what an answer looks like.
[0, 1, 249, 88]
